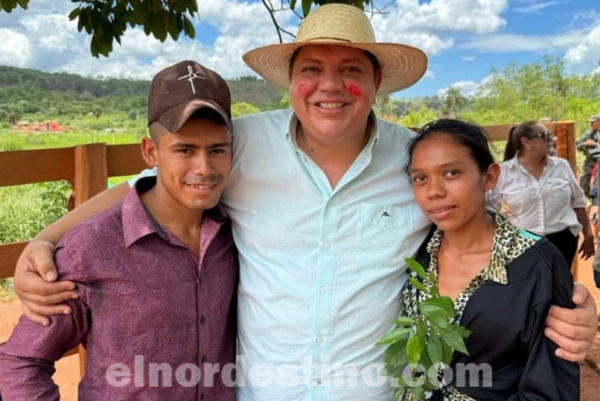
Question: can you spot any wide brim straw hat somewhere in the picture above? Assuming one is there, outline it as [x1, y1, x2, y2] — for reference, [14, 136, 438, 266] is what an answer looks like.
[242, 3, 428, 95]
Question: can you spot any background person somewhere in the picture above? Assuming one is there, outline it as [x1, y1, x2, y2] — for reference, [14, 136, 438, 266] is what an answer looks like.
[576, 114, 600, 200]
[399, 119, 579, 400]
[10, 4, 599, 400]
[490, 120, 595, 267]
[0, 61, 237, 401]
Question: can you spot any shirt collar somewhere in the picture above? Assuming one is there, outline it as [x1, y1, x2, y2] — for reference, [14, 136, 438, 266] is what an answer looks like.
[505, 154, 554, 170]
[122, 176, 229, 248]
[426, 211, 536, 285]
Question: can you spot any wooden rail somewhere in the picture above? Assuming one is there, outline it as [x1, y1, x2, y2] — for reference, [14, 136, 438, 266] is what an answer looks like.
[0, 142, 146, 377]
[0, 120, 580, 377]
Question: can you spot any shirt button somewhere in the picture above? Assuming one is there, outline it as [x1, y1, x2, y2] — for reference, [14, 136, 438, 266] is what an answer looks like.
[200, 394, 204, 400]
[200, 316, 206, 324]
[323, 242, 331, 249]
[315, 334, 322, 344]
[312, 379, 322, 386]
[320, 286, 327, 293]
[197, 277, 202, 285]
[202, 356, 207, 363]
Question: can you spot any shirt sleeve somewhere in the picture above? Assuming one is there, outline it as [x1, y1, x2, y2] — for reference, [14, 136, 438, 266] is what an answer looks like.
[576, 130, 592, 151]
[505, 247, 579, 401]
[127, 167, 157, 187]
[560, 159, 587, 208]
[0, 240, 92, 401]
[0, 299, 90, 401]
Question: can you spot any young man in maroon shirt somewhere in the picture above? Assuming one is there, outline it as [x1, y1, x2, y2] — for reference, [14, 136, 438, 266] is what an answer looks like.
[0, 60, 237, 401]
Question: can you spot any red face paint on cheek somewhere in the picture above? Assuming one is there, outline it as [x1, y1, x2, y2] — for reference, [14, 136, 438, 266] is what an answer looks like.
[297, 83, 309, 96]
[347, 83, 362, 97]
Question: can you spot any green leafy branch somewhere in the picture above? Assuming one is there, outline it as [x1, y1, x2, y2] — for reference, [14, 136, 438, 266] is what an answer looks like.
[376, 257, 472, 401]
[0, 0, 198, 58]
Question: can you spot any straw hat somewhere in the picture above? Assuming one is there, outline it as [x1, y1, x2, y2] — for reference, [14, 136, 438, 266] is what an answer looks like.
[242, 3, 428, 95]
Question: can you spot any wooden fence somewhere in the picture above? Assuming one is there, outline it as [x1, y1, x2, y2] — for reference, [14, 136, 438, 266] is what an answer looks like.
[0, 120, 579, 379]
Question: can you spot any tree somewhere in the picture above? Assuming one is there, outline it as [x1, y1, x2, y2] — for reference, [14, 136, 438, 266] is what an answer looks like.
[0, 0, 374, 57]
[231, 102, 261, 118]
[1, 0, 198, 57]
[441, 86, 468, 117]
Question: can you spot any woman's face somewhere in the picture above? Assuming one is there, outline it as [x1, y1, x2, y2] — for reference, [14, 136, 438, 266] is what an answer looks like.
[409, 133, 498, 233]
[523, 124, 551, 158]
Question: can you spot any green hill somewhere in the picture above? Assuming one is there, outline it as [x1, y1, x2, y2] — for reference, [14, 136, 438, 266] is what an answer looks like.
[0, 65, 284, 125]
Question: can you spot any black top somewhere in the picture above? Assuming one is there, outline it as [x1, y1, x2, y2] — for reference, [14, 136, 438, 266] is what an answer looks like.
[405, 214, 580, 400]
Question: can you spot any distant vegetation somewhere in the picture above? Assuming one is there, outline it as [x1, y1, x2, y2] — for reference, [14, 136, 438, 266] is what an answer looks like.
[1, 56, 600, 261]
[0, 65, 285, 146]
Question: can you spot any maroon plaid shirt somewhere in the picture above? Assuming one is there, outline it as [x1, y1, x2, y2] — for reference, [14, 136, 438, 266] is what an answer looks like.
[0, 178, 238, 401]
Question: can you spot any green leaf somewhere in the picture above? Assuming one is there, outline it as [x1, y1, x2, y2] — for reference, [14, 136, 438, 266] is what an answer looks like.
[439, 328, 469, 355]
[301, 0, 312, 17]
[15, 0, 27, 10]
[383, 339, 408, 373]
[442, 342, 453, 365]
[426, 337, 443, 365]
[405, 257, 427, 279]
[394, 316, 415, 327]
[451, 324, 473, 338]
[406, 331, 421, 365]
[68, 7, 81, 21]
[376, 327, 410, 345]
[409, 385, 426, 401]
[418, 303, 450, 321]
[422, 309, 450, 329]
[408, 277, 426, 292]
[0, 0, 17, 13]
[420, 296, 455, 317]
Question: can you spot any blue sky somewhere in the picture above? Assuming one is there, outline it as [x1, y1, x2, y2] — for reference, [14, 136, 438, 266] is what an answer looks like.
[0, 0, 598, 99]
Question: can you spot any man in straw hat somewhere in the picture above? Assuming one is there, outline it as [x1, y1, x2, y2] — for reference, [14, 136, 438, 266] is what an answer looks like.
[12, 3, 598, 400]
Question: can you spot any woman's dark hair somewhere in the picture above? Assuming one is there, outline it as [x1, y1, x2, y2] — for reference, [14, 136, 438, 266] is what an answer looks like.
[405, 119, 495, 175]
[503, 120, 539, 161]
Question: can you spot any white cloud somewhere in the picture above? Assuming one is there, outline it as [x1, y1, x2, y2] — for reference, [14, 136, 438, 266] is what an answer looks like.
[436, 80, 479, 97]
[0, 28, 30, 66]
[459, 16, 600, 76]
[462, 56, 475, 62]
[460, 30, 582, 53]
[0, 0, 286, 80]
[424, 70, 436, 79]
[383, 0, 508, 34]
[512, 1, 560, 14]
[564, 23, 600, 73]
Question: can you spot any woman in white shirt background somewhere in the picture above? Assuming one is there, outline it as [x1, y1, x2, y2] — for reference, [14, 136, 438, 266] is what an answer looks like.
[490, 120, 595, 267]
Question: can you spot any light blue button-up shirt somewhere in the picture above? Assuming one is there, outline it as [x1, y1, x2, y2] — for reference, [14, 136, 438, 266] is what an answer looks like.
[133, 110, 431, 400]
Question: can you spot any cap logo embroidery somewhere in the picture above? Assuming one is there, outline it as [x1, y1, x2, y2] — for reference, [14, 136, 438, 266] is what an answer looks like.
[177, 65, 205, 94]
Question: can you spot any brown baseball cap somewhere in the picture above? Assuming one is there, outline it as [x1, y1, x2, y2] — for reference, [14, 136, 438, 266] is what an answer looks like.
[147, 60, 232, 133]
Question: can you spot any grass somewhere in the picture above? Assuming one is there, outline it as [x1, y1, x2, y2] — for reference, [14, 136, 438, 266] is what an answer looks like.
[0, 129, 139, 151]
[0, 128, 141, 299]
[0, 279, 15, 302]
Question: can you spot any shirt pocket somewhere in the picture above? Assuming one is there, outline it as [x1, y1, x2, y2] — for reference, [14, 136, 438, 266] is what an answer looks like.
[544, 178, 572, 208]
[358, 203, 417, 267]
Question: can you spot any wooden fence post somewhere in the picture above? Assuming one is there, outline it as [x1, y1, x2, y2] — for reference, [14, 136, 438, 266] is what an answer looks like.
[73, 143, 108, 377]
[74, 144, 108, 207]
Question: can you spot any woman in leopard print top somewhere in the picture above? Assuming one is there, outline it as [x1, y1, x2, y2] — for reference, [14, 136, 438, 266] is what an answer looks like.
[401, 119, 579, 400]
